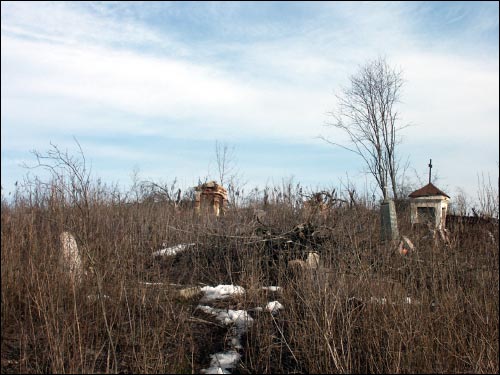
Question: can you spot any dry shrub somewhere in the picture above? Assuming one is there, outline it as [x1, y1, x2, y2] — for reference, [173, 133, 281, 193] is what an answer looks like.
[1, 151, 498, 373]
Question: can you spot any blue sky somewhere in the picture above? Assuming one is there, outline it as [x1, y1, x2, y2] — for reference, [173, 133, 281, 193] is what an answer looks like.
[1, 1, 498, 203]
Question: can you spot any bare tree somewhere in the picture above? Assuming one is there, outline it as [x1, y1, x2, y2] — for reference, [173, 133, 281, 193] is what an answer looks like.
[215, 140, 236, 186]
[24, 138, 92, 219]
[321, 57, 407, 200]
[476, 171, 499, 219]
[451, 187, 470, 216]
[214, 140, 246, 207]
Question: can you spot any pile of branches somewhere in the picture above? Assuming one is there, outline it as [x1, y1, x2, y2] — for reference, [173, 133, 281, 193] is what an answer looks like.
[252, 221, 330, 266]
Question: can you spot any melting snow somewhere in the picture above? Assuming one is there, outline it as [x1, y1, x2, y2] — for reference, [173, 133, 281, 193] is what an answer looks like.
[198, 304, 253, 373]
[198, 284, 285, 373]
[266, 300, 284, 314]
[200, 285, 245, 302]
[197, 305, 253, 336]
[201, 351, 241, 374]
[152, 243, 195, 257]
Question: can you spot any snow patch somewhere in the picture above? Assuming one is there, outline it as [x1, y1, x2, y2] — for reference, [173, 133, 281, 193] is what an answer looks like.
[198, 285, 284, 374]
[201, 351, 241, 374]
[266, 300, 284, 314]
[200, 285, 245, 301]
[152, 243, 195, 257]
[197, 305, 253, 335]
[198, 304, 253, 372]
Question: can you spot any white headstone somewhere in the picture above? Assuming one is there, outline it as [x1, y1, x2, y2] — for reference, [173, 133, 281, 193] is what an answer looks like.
[306, 252, 320, 269]
[60, 231, 83, 284]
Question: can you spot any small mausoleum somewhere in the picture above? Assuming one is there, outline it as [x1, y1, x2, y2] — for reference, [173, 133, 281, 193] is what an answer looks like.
[408, 182, 450, 230]
[194, 181, 228, 216]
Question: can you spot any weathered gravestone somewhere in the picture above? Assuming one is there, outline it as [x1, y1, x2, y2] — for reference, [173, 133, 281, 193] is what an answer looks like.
[305, 251, 320, 269]
[60, 231, 83, 284]
[380, 198, 399, 241]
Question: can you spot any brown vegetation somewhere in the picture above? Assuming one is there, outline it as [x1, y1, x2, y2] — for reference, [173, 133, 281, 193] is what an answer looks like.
[1, 157, 498, 373]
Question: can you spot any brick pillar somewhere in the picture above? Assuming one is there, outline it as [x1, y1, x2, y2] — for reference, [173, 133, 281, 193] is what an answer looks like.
[213, 196, 220, 216]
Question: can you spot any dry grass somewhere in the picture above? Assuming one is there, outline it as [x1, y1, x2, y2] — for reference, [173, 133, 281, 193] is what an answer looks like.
[1, 171, 498, 374]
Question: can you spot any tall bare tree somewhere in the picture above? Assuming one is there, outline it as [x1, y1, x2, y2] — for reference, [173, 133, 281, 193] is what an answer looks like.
[321, 57, 406, 200]
[215, 140, 236, 187]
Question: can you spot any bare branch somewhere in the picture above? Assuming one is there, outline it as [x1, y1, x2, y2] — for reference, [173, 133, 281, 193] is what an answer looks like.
[321, 56, 407, 200]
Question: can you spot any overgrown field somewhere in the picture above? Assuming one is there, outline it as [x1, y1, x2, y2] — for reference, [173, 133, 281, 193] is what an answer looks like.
[1, 176, 498, 374]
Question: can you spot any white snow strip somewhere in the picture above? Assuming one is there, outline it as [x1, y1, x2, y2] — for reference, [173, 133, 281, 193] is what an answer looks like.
[229, 337, 242, 349]
[197, 305, 253, 334]
[198, 285, 286, 374]
[200, 285, 245, 302]
[266, 300, 284, 314]
[198, 304, 254, 372]
[152, 243, 195, 257]
[139, 281, 164, 286]
[201, 351, 241, 374]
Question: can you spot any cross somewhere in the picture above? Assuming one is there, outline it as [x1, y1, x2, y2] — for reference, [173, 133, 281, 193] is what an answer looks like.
[428, 159, 432, 184]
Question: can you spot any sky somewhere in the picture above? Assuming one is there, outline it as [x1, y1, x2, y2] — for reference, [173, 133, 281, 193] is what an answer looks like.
[1, 1, 498, 204]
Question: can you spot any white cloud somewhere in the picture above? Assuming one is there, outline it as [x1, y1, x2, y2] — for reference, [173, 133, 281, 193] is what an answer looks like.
[395, 52, 499, 144]
[1, 33, 335, 144]
[0, 1, 182, 52]
[1, 1, 498, 199]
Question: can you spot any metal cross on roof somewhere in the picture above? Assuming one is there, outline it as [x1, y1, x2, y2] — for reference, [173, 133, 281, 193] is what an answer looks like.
[428, 159, 433, 184]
